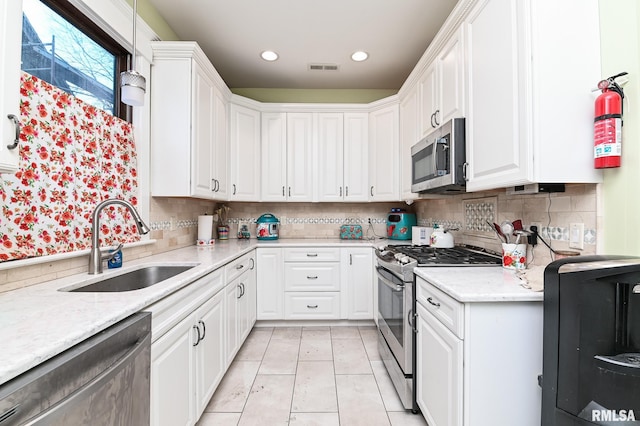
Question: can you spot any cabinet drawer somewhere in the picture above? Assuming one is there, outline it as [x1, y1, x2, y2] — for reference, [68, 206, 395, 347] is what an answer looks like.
[284, 247, 340, 262]
[284, 292, 341, 319]
[284, 263, 340, 291]
[225, 251, 255, 282]
[416, 276, 464, 339]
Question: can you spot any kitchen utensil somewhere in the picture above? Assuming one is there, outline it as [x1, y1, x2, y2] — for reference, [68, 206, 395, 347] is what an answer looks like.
[487, 221, 507, 243]
[513, 229, 530, 245]
[500, 221, 515, 243]
[430, 226, 455, 248]
[512, 219, 523, 231]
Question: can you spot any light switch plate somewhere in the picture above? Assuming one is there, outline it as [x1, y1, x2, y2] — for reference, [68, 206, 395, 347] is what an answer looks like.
[569, 223, 584, 249]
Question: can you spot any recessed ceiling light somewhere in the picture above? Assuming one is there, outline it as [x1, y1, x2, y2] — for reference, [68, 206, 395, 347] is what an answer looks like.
[351, 51, 369, 62]
[261, 50, 279, 61]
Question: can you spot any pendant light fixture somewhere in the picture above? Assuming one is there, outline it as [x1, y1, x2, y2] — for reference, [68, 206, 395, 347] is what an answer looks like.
[120, 0, 146, 106]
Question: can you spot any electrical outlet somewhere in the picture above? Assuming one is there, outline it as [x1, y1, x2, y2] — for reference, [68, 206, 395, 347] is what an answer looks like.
[530, 222, 542, 234]
[569, 223, 584, 250]
[170, 216, 176, 231]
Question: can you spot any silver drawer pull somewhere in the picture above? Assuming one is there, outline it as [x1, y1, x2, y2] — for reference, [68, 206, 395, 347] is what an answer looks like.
[307, 275, 318, 280]
[306, 253, 318, 257]
[307, 304, 318, 309]
[7, 114, 20, 150]
[426, 297, 441, 308]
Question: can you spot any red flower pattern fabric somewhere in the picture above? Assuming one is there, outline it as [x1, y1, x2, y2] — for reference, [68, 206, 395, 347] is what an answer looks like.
[0, 72, 140, 262]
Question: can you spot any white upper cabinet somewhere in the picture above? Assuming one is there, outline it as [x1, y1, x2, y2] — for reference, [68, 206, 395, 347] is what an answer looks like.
[287, 113, 315, 201]
[342, 113, 369, 202]
[317, 112, 369, 202]
[229, 102, 261, 201]
[261, 112, 288, 201]
[369, 103, 400, 201]
[464, 0, 602, 191]
[400, 88, 419, 201]
[419, 27, 465, 136]
[0, 0, 23, 174]
[150, 42, 229, 200]
[261, 112, 314, 202]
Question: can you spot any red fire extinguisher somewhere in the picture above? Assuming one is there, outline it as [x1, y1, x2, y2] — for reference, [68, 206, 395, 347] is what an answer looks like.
[594, 72, 627, 168]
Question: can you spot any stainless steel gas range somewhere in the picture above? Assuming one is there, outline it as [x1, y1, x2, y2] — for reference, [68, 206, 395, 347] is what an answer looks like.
[375, 244, 501, 412]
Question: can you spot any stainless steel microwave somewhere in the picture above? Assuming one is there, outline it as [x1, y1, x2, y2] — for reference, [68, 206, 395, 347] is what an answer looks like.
[411, 117, 466, 194]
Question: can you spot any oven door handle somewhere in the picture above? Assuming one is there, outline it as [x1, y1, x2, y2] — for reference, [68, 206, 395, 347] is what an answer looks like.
[377, 268, 405, 292]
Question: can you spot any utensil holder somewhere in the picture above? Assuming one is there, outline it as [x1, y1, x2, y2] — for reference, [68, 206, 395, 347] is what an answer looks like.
[502, 243, 527, 270]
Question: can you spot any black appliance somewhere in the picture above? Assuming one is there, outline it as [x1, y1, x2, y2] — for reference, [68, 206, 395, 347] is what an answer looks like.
[542, 256, 640, 425]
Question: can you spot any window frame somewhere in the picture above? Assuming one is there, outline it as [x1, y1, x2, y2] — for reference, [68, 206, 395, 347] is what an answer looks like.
[28, 0, 132, 121]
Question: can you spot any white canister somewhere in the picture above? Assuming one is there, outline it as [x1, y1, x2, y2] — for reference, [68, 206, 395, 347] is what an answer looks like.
[412, 227, 433, 245]
[502, 243, 527, 270]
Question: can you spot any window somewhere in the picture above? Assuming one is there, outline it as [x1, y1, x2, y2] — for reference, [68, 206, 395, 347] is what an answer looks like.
[21, 0, 130, 120]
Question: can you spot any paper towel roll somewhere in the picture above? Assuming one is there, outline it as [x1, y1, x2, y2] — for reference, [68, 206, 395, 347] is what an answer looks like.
[197, 215, 213, 241]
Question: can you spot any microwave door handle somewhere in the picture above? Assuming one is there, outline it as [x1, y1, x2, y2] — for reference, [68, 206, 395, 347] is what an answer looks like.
[435, 137, 449, 173]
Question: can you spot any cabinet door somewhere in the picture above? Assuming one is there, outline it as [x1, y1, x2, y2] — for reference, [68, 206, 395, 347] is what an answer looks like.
[261, 112, 288, 201]
[438, 27, 465, 125]
[151, 312, 197, 426]
[224, 280, 240, 366]
[465, 0, 531, 191]
[256, 248, 284, 320]
[369, 104, 400, 201]
[212, 88, 228, 199]
[342, 248, 373, 320]
[287, 113, 314, 201]
[194, 290, 225, 418]
[400, 89, 419, 200]
[317, 113, 344, 202]
[0, 0, 22, 174]
[419, 61, 438, 137]
[229, 103, 261, 200]
[416, 303, 463, 426]
[192, 63, 216, 199]
[237, 267, 256, 342]
[343, 113, 369, 202]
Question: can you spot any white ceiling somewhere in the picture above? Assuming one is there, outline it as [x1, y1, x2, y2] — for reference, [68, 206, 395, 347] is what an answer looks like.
[146, 0, 459, 90]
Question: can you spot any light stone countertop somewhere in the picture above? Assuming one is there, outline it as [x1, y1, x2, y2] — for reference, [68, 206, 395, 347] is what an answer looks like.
[414, 266, 544, 303]
[0, 238, 373, 385]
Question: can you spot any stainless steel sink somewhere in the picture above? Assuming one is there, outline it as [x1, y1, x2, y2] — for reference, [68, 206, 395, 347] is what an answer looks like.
[69, 265, 196, 293]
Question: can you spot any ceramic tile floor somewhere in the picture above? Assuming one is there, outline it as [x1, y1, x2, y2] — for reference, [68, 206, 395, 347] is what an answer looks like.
[196, 325, 428, 426]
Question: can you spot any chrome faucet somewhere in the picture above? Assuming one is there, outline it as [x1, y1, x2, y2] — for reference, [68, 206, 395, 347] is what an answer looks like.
[88, 199, 150, 274]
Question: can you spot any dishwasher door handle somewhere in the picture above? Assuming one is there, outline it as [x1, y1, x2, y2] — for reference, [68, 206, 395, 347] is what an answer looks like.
[27, 333, 150, 425]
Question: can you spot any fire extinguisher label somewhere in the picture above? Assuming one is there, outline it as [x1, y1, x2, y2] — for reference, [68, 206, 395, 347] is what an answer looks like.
[594, 118, 622, 158]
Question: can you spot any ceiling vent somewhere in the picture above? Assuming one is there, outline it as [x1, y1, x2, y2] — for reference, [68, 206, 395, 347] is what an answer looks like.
[308, 63, 339, 71]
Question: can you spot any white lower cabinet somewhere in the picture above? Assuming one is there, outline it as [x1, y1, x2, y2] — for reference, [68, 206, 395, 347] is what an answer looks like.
[149, 269, 225, 426]
[256, 246, 374, 320]
[415, 276, 543, 426]
[256, 247, 284, 320]
[341, 248, 374, 320]
[225, 251, 256, 365]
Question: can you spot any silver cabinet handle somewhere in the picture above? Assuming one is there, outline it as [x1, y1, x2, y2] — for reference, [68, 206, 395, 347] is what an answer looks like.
[306, 253, 318, 257]
[232, 184, 236, 195]
[345, 186, 349, 197]
[240, 283, 245, 297]
[237, 284, 243, 299]
[7, 114, 20, 150]
[307, 304, 318, 309]
[370, 186, 374, 197]
[198, 320, 206, 341]
[426, 297, 441, 308]
[463, 162, 469, 181]
[250, 258, 255, 270]
[434, 109, 440, 126]
[193, 325, 201, 346]
[211, 179, 216, 192]
[349, 254, 353, 265]
[288, 187, 291, 197]
[408, 309, 418, 333]
[306, 275, 318, 280]
[282, 186, 285, 196]
[339, 187, 342, 197]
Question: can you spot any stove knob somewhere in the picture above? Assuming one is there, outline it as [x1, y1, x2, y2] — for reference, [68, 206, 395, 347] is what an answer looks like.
[399, 256, 411, 264]
[394, 253, 403, 260]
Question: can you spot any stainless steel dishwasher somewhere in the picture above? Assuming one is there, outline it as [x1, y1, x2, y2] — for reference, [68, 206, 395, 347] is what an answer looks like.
[0, 312, 151, 425]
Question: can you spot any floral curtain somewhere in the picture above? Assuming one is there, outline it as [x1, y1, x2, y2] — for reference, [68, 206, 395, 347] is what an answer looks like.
[0, 72, 140, 262]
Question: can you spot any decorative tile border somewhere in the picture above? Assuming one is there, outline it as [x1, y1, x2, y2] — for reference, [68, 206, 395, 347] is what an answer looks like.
[228, 216, 388, 225]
